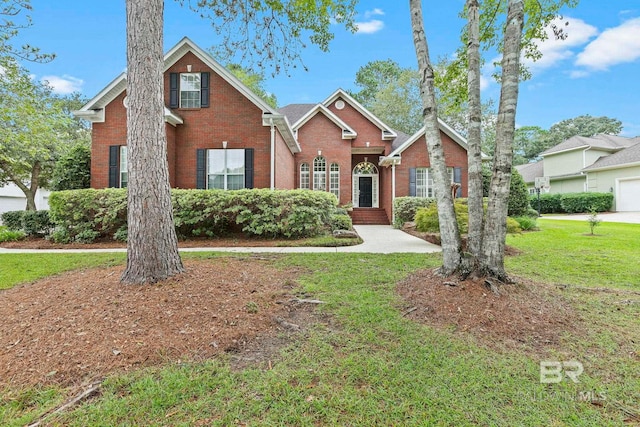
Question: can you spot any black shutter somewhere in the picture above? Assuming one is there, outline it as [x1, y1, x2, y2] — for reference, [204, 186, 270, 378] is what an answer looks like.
[108, 145, 120, 188]
[409, 168, 416, 197]
[244, 148, 254, 189]
[454, 167, 462, 197]
[200, 72, 210, 108]
[196, 149, 206, 189]
[169, 73, 179, 108]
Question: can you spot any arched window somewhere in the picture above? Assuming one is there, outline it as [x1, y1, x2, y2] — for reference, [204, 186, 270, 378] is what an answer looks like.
[300, 163, 310, 189]
[313, 156, 326, 191]
[329, 163, 340, 199]
[353, 162, 378, 175]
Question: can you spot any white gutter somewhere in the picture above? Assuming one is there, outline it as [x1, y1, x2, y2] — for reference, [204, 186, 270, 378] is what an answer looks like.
[391, 162, 397, 225]
[270, 118, 275, 190]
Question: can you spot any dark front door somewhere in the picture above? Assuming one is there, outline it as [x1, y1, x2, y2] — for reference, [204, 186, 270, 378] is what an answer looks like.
[359, 177, 373, 207]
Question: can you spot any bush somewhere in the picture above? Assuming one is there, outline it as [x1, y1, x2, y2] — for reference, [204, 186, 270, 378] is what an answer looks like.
[0, 210, 53, 236]
[393, 197, 436, 228]
[0, 226, 25, 242]
[330, 213, 352, 231]
[415, 202, 469, 234]
[514, 216, 537, 231]
[51, 143, 91, 191]
[0, 211, 24, 231]
[530, 193, 562, 214]
[560, 192, 612, 213]
[49, 188, 337, 243]
[508, 169, 530, 217]
[506, 217, 522, 234]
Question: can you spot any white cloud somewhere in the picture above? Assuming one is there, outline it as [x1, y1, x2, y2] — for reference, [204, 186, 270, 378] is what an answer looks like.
[523, 17, 598, 71]
[364, 8, 384, 19]
[575, 17, 640, 71]
[40, 74, 84, 94]
[355, 19, 384, 34]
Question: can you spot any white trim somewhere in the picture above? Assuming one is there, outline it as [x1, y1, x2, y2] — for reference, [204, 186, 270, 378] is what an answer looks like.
[540, 145, 590, 157]
[291, 104, 357, 139]
[322, 89, 397, 140]
[583, 160, 640, 173]
[388, 121, 480, 158]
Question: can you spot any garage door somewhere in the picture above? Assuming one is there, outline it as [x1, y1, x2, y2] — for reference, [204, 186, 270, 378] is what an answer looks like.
[617, 179, 640, 211]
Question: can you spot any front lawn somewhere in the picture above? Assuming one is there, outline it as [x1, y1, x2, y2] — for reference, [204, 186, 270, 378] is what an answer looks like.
[0, 220, 638, 426]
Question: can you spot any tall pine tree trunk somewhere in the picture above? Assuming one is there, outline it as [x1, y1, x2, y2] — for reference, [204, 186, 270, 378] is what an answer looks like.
[121, 0, 184, 284]
[410, 0, 462, 275]
[480, 0, 524, 280]
[465, 0, 484, 262]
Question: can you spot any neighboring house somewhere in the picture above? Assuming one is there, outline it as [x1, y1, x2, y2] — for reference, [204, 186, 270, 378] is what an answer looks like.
[515, 134, 640, 211]
[0, 184, 50, 218]
[76, 37, 470, 224]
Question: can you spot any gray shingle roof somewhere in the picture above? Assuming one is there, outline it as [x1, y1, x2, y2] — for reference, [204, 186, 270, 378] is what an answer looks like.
[515, 161, 544, 183]
[583, 141, 640, 171]
[277, 104, 315, 125]
[541, 134, 640, 156]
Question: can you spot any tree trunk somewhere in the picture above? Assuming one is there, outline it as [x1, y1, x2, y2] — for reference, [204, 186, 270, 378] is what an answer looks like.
[410, 0, 462, 275]
[465, 0, 484, 262]
[480, 0, 524, 280]
[121, 0, 184, 284]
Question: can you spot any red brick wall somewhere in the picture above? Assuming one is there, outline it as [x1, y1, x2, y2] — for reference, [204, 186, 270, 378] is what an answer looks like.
[274, 130, 295, 189]
[394, 132, 469, 198]
[91, 50, 295, 189]
[295, 113, 352, 205]
[327, 98, 392, 156]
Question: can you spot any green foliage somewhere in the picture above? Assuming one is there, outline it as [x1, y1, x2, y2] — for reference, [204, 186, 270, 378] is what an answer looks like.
[530, 192, 562, 214]
[546, 114, 622, 148]
[508, 168, 530, 216]
[0, 210, 52, 236]
[0, 226, 25, 242]
[392, 197, 436, 228]
[226, 63, 277, 108]
[0, 0, 55, 65]
[587, 210, 602, 235]
[415, 202, 469, 234]
[513, 216, 538, 231]
[49, 189, 337, 243]
[560, 192, 613, 214]
[330, 213, 352, 231]
[506, 217, 522, 233]
[51, 143, 91, 191]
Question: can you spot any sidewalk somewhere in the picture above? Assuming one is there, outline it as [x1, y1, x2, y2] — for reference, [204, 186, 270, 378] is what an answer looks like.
[542, 211, 640, 224]
[0, 225, 442, 254]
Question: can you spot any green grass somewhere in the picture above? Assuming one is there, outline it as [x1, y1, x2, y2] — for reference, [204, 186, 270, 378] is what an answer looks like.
[506, 219, 640, 289]
[0, 253, 125, 290]
[1, 221, 638, 425]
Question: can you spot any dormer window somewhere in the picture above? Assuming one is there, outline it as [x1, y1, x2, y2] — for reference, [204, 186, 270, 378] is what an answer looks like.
[169, 72, 210, 109]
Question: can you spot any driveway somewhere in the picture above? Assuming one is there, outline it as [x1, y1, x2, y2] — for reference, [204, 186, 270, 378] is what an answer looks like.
[542, 211, 640, 224]
[0, 225, 442, 254]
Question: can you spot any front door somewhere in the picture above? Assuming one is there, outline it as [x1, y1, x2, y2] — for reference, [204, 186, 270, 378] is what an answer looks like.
[359, 177, 373, 207]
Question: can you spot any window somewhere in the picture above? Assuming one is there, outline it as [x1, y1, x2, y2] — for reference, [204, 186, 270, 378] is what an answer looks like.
[313, 156, 326, 191]
[180, 73, 201, 108]
[119, 146, 128, 188]
[207, 149, 245, 190]
[415, 167, 455, 197]
[300, 163, 310, 189]
[330, 163, 340, 199]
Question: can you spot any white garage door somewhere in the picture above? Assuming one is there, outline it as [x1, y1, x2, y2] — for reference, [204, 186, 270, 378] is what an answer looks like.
[617, 179, 640, 211]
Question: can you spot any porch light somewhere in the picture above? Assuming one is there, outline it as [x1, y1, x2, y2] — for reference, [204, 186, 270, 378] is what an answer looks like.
[317, 149, 322, 156]
[366, 141, 370, 147]
[222, 140, 228, 149]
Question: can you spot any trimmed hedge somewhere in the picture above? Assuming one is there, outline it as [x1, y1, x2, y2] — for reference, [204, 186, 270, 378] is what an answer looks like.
[49, 188, 338, 243]
[393, 196, 436, 228]
[529, 192, 612, 214]
[0, 210, 53, 237]
[415, 202, 469, 234]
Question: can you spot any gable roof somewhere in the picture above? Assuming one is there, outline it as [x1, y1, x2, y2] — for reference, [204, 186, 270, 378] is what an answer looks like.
[541, 134, 639, 156]
[387, 120, 471, 157]
[583, 141, 640, 172]
[283, 104, 356, 139]
[322, 89, 398, 140]
[75, 37, 299, 153]
[515, 161, 544, 184]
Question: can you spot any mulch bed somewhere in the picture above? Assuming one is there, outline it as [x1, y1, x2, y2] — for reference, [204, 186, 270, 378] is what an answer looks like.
[0, 257, 310, 389]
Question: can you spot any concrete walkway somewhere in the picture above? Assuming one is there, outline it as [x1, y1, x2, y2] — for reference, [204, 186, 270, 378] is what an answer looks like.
[543, 211, 640, 224]
[0, 225, 442, 254]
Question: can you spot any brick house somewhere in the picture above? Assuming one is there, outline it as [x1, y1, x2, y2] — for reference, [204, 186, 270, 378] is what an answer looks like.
[76, 37, 470, 224]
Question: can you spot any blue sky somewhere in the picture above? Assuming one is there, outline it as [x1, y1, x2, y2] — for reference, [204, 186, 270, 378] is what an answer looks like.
[13, 0, 640, 136]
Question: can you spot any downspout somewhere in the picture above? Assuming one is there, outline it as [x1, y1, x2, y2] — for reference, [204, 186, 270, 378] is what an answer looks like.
[391, 161, 397, 226]
[270, 118, 275, 190]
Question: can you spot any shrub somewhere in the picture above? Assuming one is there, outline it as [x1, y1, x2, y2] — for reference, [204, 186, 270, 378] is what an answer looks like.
[506, 217, 522, 234]
[49, 188, 337, 242]
[415, 202, 469, 234]
[0, 211, 24, 231]
[560, 192, 612, 213]
[330, 213, 352, 231]
[0, 226, 25, 242]
[530, 193, 562, 214]
[51, 143, 91, 191]
[514, 216, 537, 231]
[508, 169, 530, 217]
[393, 197, 436, 228]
